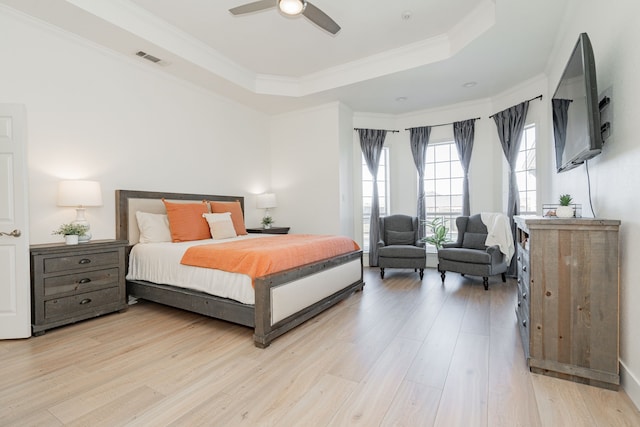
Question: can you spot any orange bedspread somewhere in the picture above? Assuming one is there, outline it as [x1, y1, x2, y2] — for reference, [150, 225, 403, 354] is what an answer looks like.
[180, 235, 360, 284]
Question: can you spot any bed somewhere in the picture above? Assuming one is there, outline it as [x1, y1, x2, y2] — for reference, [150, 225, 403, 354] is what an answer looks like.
[115, 189, 364, 348]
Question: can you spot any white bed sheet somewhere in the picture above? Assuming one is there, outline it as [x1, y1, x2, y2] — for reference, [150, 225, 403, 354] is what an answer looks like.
[126, 234, 275, 305]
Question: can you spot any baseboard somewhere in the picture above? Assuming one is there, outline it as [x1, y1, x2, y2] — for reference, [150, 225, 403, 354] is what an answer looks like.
[621, 360, 640, 411]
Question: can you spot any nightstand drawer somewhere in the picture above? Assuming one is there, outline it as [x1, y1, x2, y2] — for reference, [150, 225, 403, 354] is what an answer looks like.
[44, 267, 120, 296]
[43, 250, 120, 274]
[44, 287, 120, 320]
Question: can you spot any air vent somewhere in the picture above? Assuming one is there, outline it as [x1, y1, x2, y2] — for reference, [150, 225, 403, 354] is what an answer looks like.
[135, 51, 163, 64]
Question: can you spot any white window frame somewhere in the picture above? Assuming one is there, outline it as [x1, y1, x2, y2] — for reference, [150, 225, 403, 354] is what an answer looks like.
[516, 124, 537, 215]
[423, 140, 462, 252]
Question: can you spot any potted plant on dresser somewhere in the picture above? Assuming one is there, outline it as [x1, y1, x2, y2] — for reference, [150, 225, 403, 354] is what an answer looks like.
[52, 223, 89, 245]
[556, 194, 574, 218]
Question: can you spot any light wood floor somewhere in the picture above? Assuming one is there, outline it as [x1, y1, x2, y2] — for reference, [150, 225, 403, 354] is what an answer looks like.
[2, 268, 639, 426]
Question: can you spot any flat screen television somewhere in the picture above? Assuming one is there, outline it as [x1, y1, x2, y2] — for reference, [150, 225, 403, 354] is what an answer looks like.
[552, 32, 602, 173]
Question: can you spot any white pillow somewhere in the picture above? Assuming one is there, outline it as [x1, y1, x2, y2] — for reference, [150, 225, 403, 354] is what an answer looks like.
[135, 211, 172, 243]
[203, 212, 237, 240]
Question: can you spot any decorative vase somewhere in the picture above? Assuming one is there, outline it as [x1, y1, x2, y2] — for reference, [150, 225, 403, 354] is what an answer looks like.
[264, 224, 272, 229]
[556, 205, 574, 218]
[65, 234, 79, 245]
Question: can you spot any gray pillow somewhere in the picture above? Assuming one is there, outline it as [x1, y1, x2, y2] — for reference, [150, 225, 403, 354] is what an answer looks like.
[386, 230, 415, 245]
[462, 232, 486, 249]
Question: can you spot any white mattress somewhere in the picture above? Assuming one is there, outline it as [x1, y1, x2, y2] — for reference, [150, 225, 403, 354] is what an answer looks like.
[126, 234, 275, 305]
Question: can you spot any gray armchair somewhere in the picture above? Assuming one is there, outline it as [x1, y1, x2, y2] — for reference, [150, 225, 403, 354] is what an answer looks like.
[378, 214, 426, 279]
[437, 214, 507, 290]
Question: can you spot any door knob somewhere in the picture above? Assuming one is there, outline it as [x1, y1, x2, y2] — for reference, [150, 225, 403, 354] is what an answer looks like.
[0, 229, 21, 237]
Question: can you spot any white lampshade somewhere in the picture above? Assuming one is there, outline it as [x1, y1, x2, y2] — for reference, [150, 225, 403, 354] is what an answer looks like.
[278, 0, 305, 15]
[256, 193, 277, 209]
[58, 180, 103, 207]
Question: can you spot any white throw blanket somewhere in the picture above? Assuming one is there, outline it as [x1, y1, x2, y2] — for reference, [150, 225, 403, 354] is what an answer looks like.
[480, 212, 514, 263]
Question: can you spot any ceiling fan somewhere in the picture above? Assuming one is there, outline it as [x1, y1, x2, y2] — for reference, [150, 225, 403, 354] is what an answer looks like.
[229, 0, 341, 35]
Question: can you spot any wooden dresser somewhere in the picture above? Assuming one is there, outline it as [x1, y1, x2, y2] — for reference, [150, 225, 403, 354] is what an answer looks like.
[30, 239, 128, 335]
[513, 216, 620, 389]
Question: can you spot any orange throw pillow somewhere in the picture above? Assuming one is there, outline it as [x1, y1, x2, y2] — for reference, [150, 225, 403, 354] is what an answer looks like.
[209, 200, 247, 235]
[162, 199, 210, 242]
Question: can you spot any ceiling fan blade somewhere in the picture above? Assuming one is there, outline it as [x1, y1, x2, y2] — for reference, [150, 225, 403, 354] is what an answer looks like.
[302, 2, 341, 34]
[229, 0, 276, 15]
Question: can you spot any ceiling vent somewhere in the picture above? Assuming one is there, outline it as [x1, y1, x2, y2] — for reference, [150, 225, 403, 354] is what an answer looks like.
[135, 51, 166, 65]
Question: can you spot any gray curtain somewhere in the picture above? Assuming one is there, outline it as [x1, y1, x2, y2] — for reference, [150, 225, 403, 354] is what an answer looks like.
[552, 98, 572, 171]
[453, 119, 476, 216]
[409, 126, 431, 240]
[358, 129, 387, 266]
[493, 100, 529, 275]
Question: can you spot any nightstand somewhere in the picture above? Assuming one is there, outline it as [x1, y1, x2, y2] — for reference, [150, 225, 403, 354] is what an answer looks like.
[246, 227, 290, 234]
[30, 239, 128, 336]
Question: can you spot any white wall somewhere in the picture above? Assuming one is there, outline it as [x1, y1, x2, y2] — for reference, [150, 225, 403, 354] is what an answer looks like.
[0, 8, 271, 244]
[270, 102, 345, 235]
[546, 0, 640, 407]
[338, 103, 355, 238]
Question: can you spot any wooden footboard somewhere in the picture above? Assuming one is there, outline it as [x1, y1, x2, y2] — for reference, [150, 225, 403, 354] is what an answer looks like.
[253, 250, 364, 347]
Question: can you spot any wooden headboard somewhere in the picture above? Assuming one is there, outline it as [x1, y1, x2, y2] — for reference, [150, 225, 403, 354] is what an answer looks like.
[115, 189, 245, 245]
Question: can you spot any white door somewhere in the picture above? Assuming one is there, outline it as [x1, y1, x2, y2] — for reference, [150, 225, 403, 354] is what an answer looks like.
[0, 104, 30, 339]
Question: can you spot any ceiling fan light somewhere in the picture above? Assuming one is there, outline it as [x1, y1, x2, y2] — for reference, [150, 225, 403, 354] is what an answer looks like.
[278, 0, 305, 16]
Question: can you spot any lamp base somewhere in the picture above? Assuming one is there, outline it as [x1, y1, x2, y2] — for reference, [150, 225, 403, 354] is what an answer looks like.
[73, 208, 92, 243]
[78, 231, 91, 243]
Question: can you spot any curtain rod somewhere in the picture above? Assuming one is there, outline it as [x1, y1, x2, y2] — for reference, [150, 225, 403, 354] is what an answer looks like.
[404, 117, 481, 131]
[488, 94, 543, 119]
[354, 128, 400, 133]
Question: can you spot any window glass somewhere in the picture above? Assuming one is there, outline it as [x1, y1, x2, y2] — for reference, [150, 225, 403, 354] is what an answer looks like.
[424, 141, 462, 249]
[516, 124, 537, 214]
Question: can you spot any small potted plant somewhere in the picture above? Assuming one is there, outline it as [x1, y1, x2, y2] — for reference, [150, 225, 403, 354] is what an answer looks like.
[556, 194, 574, 218]
[261, 215, 274, 229]
[422, 217, 450, 249]
[53, 223, 88, 245]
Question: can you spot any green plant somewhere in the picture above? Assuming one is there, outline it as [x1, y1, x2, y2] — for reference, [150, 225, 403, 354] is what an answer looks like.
[261, 216, 274, 227]
[52, 223, 88, 236]
[559, 194, 573, 206]
[422, 217, 450, 249]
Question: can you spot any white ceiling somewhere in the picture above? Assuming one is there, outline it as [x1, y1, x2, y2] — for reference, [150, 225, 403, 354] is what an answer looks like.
[1, 0, 569, 115]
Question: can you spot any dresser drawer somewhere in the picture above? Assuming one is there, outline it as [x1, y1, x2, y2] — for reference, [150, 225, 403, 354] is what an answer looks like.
[516, 277, 530, 325]
[43, 250, 120, 274]
[43, 267, 120, 296]
[44, 287, 120, 320]
[516, 302, 530, 359]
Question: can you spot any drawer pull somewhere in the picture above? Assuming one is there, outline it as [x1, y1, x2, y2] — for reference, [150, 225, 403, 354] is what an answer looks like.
[78, 278, 92, 284]
[522, 265, 527, 272]
[517, 256, 521, 261]
[517, 300, 521, 307]
[79, 298, 92, 305]
[522, 292, 527, 300]
[522, 319, 527, 327]
[79, 258, 92, 265]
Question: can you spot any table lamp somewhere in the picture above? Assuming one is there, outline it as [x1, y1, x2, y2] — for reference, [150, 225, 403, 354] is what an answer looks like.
[57, 180, 103, 243]
[256, 193, 277, 227]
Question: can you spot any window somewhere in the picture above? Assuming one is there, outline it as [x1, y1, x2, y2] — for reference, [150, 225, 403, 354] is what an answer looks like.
[424, 141, 462, 247]
[362, 147, 389, 252]
[516, 124, 536, 214]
